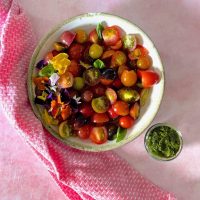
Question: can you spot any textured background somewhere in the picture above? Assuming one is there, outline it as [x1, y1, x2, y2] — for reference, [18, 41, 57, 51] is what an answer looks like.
[1, 0, 200, 199]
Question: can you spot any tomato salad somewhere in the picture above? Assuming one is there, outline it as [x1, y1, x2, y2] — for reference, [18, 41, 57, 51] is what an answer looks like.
[33, 23, 159, 144]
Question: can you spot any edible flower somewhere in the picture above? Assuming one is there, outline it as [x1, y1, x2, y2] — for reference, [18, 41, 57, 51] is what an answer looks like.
[50, 53, 71, 75]
[33, 77, 49, 90]
[43, 109, 59, 125]
[49, 73, 60, 86]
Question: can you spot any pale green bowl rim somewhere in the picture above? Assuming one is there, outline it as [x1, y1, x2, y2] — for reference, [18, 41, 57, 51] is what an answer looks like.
[27, 12, 165, 152]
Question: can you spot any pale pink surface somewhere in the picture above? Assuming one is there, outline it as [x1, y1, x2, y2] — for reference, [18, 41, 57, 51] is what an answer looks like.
[0, 0, 200, 200]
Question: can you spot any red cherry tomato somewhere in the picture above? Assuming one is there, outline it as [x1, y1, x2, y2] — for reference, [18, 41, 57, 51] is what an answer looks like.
[119, 116, 134, 128]
[68, 43, 84, 60]
[67, 60, 81, 77]
[108, 107, 119, 119]
[102, 26, 120, 46]
[112, 78, 123, 89]
[92, 84, 106, 96]
[89, 29, 99, 43]
[91, 113, 109, 123]
[137, 70, 159, 88]
[112, 101, 129, 116]
[52, 50, 59, 57]
[79, 103, 94, 118]
[128, 44, 149, 60]
[100, 78, 113, 86]
[60, 31, 76, 46]
[77, 125, 92, 139]
[90, 126, 108, 144]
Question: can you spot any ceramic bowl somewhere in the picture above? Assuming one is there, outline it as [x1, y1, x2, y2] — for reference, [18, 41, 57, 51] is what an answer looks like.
[28, 13, 164, 151]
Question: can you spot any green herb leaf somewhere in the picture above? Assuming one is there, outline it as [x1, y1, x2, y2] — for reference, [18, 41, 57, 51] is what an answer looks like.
[93, 59, 105, 69]
[116, 127, 127, 142]
[96, 22, 104, 40]
[39, 64, 55, 77]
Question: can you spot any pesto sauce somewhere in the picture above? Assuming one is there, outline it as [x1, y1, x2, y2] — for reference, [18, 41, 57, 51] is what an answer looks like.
[146, 126, 181, 159]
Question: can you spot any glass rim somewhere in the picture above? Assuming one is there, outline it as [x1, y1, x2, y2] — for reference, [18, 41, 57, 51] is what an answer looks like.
[144, 123, 183, 161]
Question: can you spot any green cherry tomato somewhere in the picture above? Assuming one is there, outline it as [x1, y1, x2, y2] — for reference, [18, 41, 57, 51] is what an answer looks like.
[89, 44, 103, 59]
[91, 96, 110, 113]
[73, 77, 85, 90]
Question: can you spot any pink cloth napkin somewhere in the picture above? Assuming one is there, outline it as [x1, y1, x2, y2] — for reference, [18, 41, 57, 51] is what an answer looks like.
[0, 1, 176, 199]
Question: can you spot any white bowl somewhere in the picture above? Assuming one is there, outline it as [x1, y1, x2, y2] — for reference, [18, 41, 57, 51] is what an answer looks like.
[28, 13, 164, 151]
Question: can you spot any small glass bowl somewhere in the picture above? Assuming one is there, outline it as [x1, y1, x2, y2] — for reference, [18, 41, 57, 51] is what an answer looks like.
[144, 123, 183, 161]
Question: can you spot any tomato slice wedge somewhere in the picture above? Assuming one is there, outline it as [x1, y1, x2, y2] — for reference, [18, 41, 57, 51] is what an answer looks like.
[137, 70, 159, 88]
[89, 126, 108, 144]
[102, 26, 120, 46]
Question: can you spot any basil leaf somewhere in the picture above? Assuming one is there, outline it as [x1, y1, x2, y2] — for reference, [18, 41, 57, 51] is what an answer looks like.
[96, 22, 104, 40]
[39, 64, 55, 77]
[93, 59, 105, 69]
[116, 127, 127, 142]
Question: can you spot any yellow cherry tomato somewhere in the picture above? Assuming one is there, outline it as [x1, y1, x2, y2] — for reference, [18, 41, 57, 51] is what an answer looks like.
[89, 44, 103, 59]
[75, 29, 88, 43]
[121, 70, 137, 87]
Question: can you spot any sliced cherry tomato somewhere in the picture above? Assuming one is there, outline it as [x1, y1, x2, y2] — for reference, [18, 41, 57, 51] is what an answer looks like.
[118, 65, 128, 78]
[100, 78, 113, 86]
[111, 51, 127, 67]
[137, 70, 159, 88]
[119, 116, 134, 128]
[89, 29, 99, 43]
[101, 50, 115, 59]
[57, 71, 74, 88]
[81, 90, 93, 102]
[91, 96, 110, 113]
[105, 88, 117, 104]
[121, 70, 137, 87]
[92, 113, 109, 123]
[60, 31, 76, 46]
[68, 43, 84, 60]
[77, 125, 92, 139]
[137, 55, 151, 70]
[130, 102, 140, 120]
[58, 121, 72, 138]
[79, 103, 94, 118]
[75, 29, 88, 43]
[67, 60, 81, 77]
[128, 46, 149, 61]
[112, 101, 129, 116]
[110, 39, 122, 50]
[108, 107, 119, 119]
[102, 26, 120, 46]
[89, 126, 108, 144]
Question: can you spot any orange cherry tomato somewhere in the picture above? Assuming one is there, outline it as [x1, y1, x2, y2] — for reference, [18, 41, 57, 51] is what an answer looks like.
[100, 78, 113, 86]
[102, 26, 120, 46]
[130, 102, 140, 120]
[33, 77, 49, 90]
[57, 71, 74, 88]
[90, 126, 108, 144]
[121, 70, 137, 87]
[75, 29, 88, 43]
[119, 116, 134, 128]
[118, 65, 128, 78]
[92, 113, 109, 123]
[112, 101, 129, 116]
[128, 45, 149, 60]
[137, 55, 151, 70]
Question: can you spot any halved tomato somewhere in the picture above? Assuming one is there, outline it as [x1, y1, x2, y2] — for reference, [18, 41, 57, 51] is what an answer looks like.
[91, 113, 109, 123]
[89, 29, 99, 43]
[77, 125, 92, 139]
[137, 70, 159, 88]
[110, 39, 122, 50]
[102, 26, 120, 46]
[89, 126, 108, 144]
